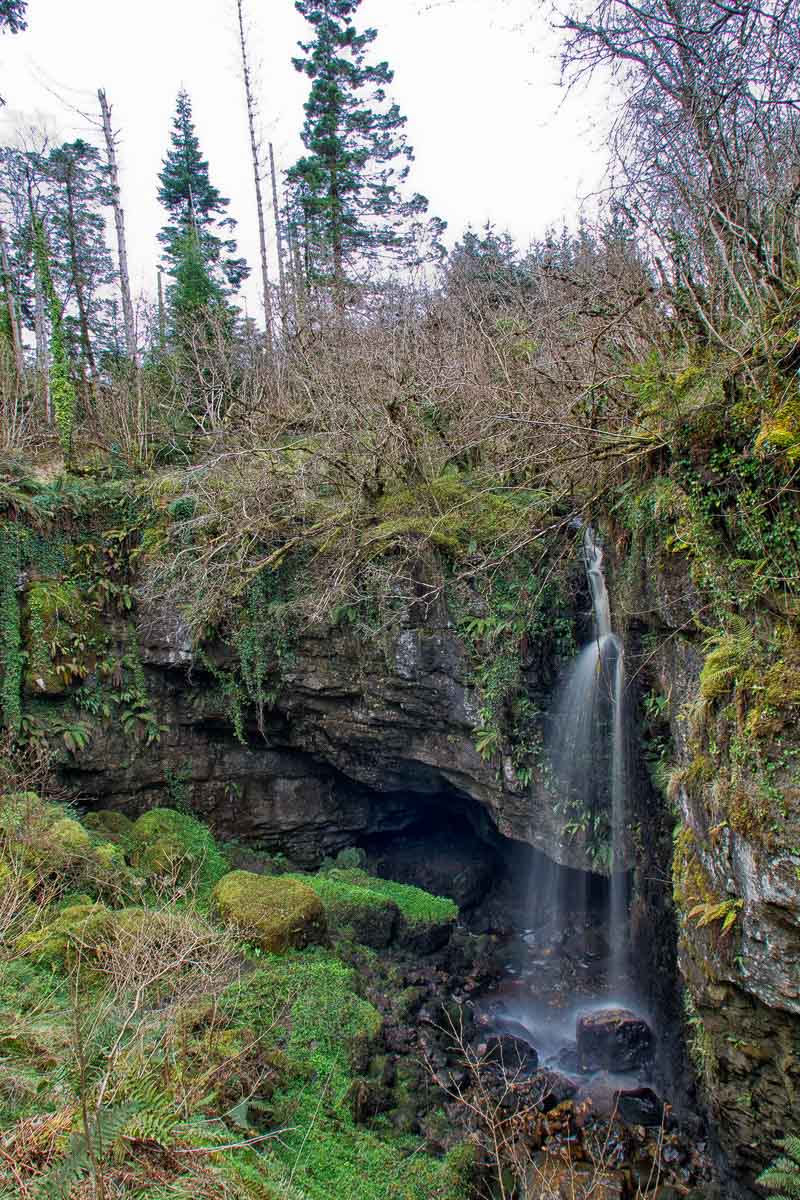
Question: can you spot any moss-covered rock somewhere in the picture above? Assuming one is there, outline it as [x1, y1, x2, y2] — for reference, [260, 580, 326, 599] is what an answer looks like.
[296, 874, 399, 948]
[16, 902, 114, 966]
[130, 807, 227, 893]
[84, 809, 135, 845]
[40, 816, 92, 870]
[213, 870, 326, 952]
[322, 868, 458, 952]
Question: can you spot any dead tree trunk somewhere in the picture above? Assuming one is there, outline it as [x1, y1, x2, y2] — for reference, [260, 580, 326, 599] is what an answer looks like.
[269, 142, 289, 324]
[98, 88, 137, 364]
[235, 0, 273, 348]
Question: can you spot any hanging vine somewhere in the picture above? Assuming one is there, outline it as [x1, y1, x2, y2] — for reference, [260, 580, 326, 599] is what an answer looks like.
[0, 520, 23, 734]
[33, 217, 77, 462]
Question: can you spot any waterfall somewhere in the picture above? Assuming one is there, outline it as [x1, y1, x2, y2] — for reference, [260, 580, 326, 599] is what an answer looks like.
[544, 526, 629, 990]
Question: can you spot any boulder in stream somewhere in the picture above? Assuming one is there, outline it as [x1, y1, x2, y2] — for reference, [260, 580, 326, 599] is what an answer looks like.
[576, 1008, 654, 1072]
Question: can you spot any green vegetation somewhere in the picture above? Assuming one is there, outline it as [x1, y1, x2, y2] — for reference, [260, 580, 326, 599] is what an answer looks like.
[213, 869, 327, 951]
[759, 1135, 800, 1199]
[323, 867, 457, 928]
[0, 791, 469, 1200]
[131, 807, 229, 896]
[297, 872, 399, 947]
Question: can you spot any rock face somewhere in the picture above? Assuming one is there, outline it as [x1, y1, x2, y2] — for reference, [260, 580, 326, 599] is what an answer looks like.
[62, 593, 595, 872]
[615, 536, 800, 1196]
[48, 539, 800, 1196]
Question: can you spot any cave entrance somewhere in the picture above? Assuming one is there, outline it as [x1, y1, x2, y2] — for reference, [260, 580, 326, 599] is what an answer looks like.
[352, 782, 613, 941]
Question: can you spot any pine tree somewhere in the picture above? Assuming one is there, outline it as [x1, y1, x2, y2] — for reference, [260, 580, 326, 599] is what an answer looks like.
[157, 89, 249, 315]
[0, 1, 26, 34]
[286, 0, 444, 290]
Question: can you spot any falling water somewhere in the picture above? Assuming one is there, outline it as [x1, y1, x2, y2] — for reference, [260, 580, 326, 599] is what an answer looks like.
[544, 526, 629, 991]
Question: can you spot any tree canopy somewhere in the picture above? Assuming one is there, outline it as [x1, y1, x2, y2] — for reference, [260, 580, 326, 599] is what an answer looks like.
[286, 0, 444, 290]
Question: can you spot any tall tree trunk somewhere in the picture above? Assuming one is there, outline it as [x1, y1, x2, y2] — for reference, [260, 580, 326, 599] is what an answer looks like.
[269, 142, 289, 323]
[235, 0, 273, 347]
[33, 254, 50, 422]
[98, 88, 137, 364]
[26, 176, 50, 422]
[0, 215, 24, 381]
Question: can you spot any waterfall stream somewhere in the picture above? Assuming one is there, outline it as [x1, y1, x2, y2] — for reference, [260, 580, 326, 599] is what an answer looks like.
[546, 525, 629, 991]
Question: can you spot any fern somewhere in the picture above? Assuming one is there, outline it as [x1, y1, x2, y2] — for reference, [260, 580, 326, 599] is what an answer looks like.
[120, 1073, 181, 1147]
[36, 1101, 137, 1198]
[688, 896, 743, 935]
[759, 1136, 800, 1199]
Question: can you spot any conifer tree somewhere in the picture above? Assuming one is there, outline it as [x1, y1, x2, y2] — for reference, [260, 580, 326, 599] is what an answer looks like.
[286, 0, 444, 290]
[0, 1, 26, 34]
[157, 89, 249, 316]
[46, 139, 116, 374]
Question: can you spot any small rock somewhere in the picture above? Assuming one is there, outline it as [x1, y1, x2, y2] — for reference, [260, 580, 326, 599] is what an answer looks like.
[576, 1008, 654, 1072]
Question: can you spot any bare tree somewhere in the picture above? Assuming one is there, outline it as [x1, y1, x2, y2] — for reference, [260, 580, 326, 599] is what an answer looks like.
[97, 87, 137, 366]
[556, 0, 800, 347]
[234, 0, 274, 348]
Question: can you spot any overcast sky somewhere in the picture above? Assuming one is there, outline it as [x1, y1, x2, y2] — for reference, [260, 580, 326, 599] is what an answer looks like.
[0, 0, 610, 321]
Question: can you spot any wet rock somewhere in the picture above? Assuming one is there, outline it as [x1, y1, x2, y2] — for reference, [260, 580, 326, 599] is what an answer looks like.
[482, 1033, 539, 1074]
[576, 1008, 654, 1072]
[536, 1068, 579, 1111]
[614, 1085, 667, 1127]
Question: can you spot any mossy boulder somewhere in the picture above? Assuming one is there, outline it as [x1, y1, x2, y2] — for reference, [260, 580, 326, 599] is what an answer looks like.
[296, 874, 399, 948]
[84, 810, 134, 845]
[16, 902, 114, 966]
[213, 870, 327, 952]
[32, 816, 95, 878]
[322, 868, 458, 952]
[130, 808, 227, 893]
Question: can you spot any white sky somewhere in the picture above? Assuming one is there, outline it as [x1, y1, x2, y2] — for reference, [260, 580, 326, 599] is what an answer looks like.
[0, 0, 611, 323]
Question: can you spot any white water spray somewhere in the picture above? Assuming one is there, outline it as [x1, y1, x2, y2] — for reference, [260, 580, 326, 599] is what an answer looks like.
[545, 526, 629, 989]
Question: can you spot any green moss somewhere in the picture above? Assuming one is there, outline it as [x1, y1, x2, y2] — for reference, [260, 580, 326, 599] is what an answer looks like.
[371, 473, 551, 562]
[213, 870, 327, 952]
[322, 868, 457, 928]
[16, 901, 113, 965]
[296, 874, 399, 948]
[130, 807, 227, 894]
[83, 809, 135, 845]
[221, 953, 469, 1200]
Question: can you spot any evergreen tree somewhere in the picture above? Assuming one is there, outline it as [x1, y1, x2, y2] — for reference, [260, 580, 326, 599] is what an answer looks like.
[0, 0, 26, 34]
[46, 139, 116, 373]
[157, 88, 249, 314]
[286, 0, 444, 289]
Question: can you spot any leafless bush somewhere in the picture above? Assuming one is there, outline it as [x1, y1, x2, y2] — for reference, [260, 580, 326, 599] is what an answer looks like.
[139, 251, 661, 634]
